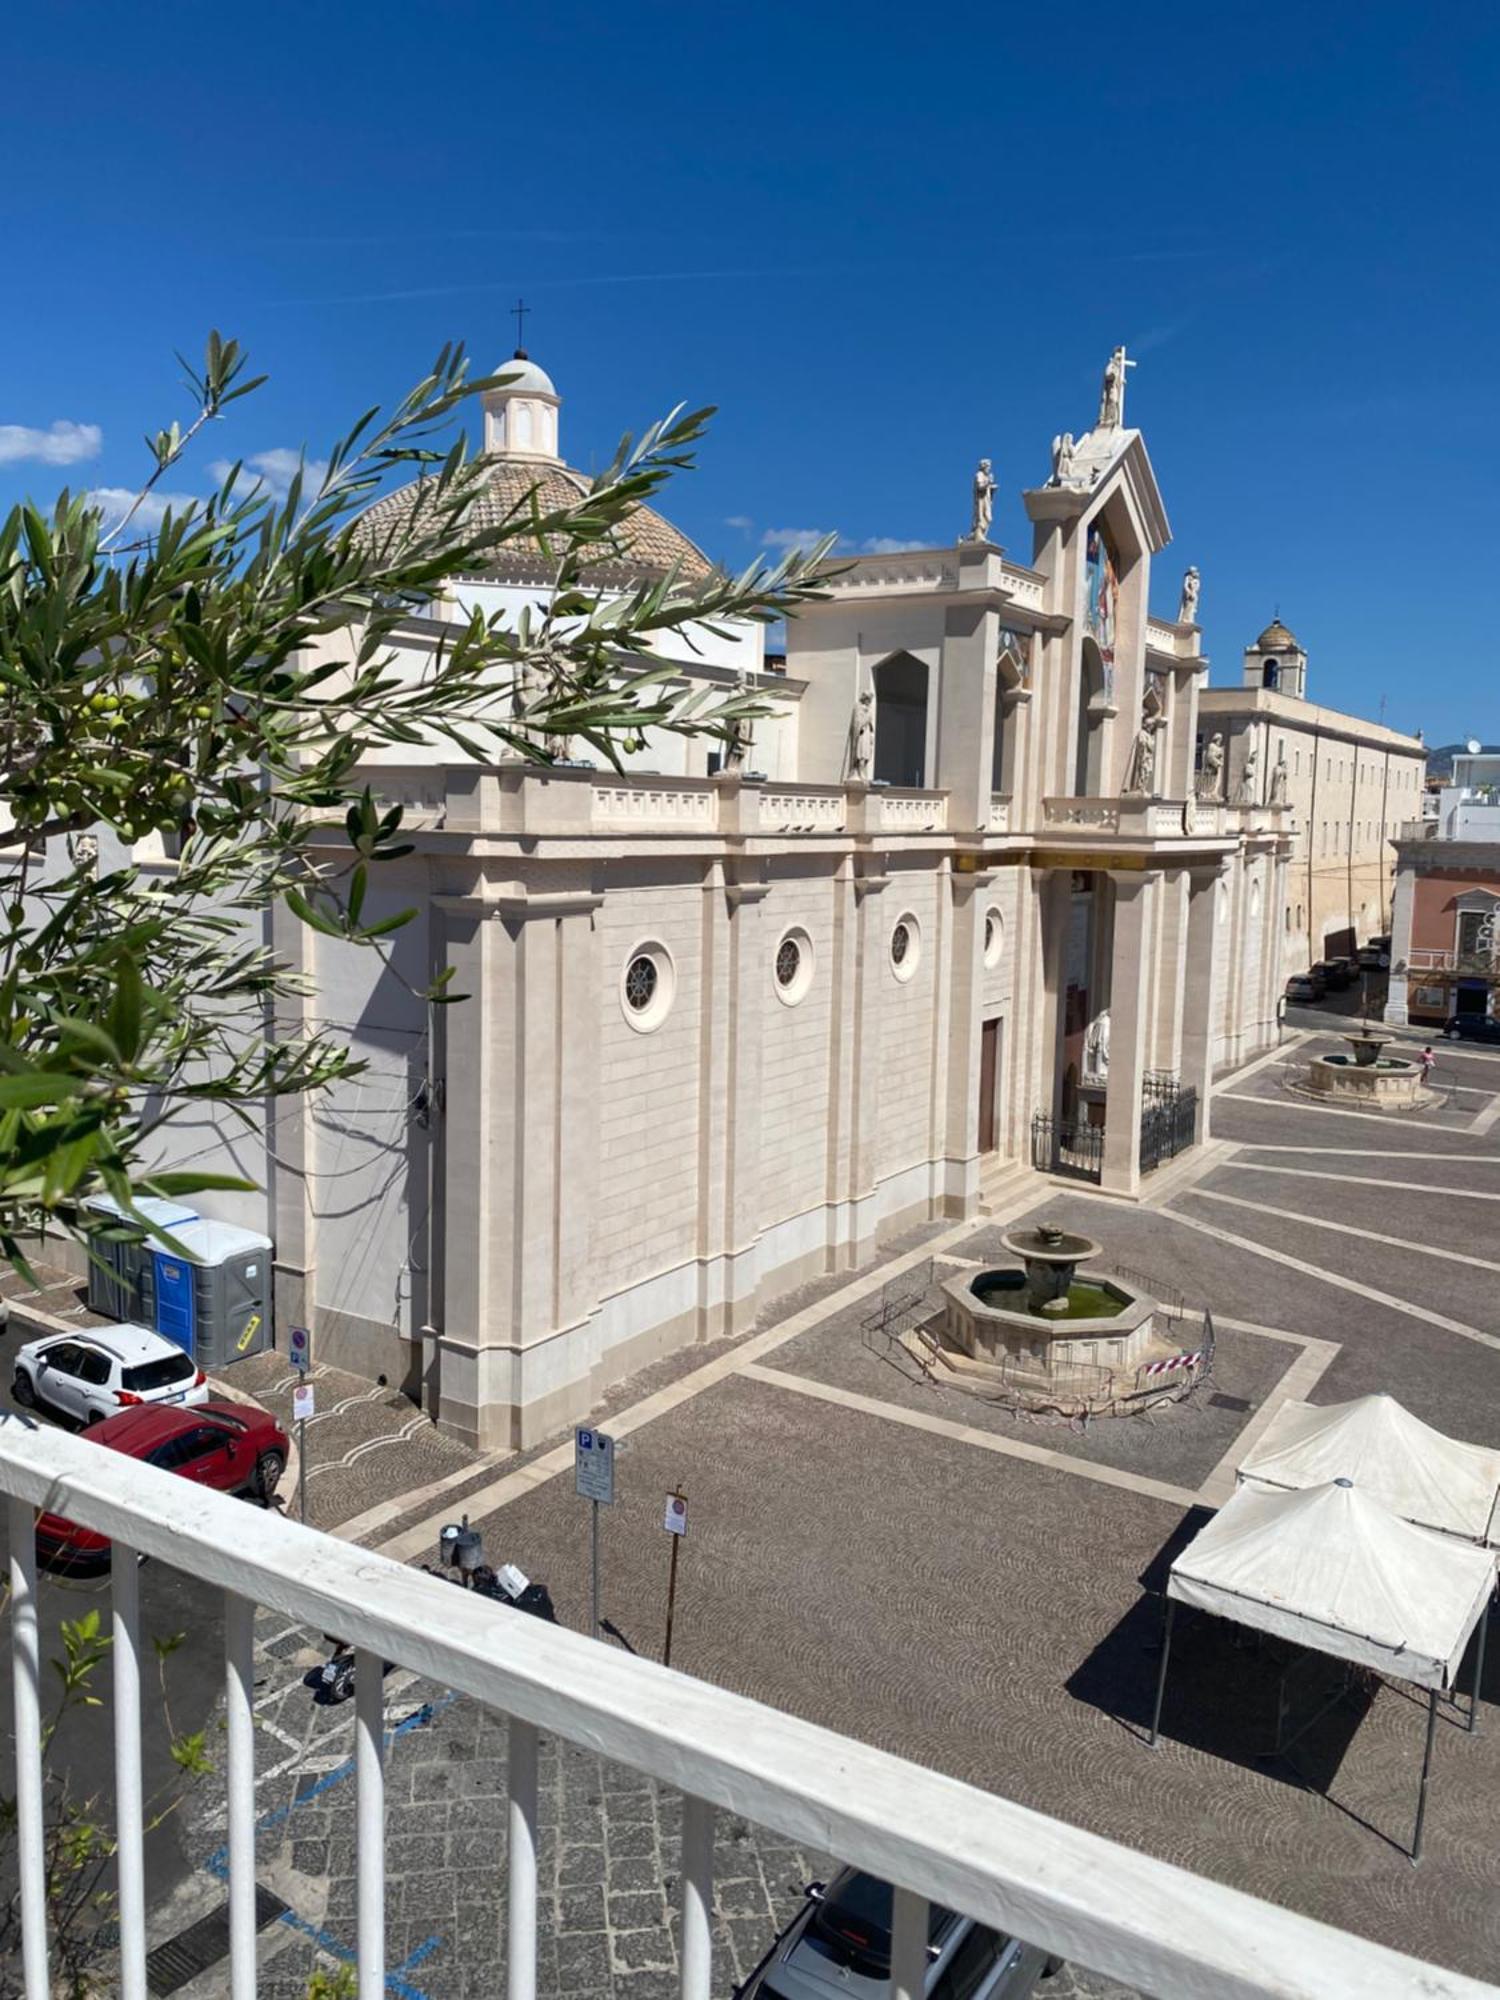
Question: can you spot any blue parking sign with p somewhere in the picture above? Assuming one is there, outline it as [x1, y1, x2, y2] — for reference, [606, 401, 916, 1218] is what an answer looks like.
[575, 1426, 615, 1504]
[289, 1324, 311, 1373]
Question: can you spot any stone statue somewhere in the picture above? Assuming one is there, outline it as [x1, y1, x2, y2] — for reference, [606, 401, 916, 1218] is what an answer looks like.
[1268, 750, 1290, 807]
[1097, 345, 1134, 429]
[1236, 736, 1260, 804]
[1123, 718, 1160, 797]
[513, 653, 570, 759]
[1049, 432, 1076, 484]
[1178, 565, 1201, 625]
[1085, 1010, 1111, 1080]
[1198, 731, 1225, 799]
[851, 688, 876, 780]
[722, 677, 754, 770]
[968, 458, 996, 543]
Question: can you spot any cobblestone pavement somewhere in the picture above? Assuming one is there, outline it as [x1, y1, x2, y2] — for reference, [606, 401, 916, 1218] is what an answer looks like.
[151, 1042, 1500, 1989]
[171, 1612, 1136, 1998]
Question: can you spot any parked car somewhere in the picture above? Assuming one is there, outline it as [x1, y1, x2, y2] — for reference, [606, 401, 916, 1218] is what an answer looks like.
[1445, 1015, 1500, 1045]
[12, 1323, 207, 1427]
[1321, 956, 1355, 990]
[34, 1400, 289, 1571]
[738, 1870, 1061, 2000]
[1284, 973, 1320, 1003]
[1355, 943, 1384, 969]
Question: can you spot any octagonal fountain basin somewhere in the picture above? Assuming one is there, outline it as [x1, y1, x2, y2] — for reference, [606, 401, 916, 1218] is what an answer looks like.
[1307, 1030, 1425, 1108]
[942, 1254, 1160, 1381]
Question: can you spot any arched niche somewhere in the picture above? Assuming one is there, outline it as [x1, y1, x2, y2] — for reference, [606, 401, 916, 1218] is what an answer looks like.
[991, 642, 1027, 794]
[872, 652, 929, 787]
[1073, 636, 1109, 796]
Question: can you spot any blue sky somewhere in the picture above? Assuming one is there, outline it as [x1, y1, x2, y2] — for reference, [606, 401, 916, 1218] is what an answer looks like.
[3, 0, 1495, 742]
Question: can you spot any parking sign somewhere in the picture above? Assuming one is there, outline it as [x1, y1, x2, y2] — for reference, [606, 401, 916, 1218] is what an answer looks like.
[575, 1428, 616, 1505]
[289, 1324, 311, 1373]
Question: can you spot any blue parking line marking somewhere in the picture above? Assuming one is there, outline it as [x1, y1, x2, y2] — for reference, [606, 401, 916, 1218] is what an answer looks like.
[197, 1687, 460, 1996]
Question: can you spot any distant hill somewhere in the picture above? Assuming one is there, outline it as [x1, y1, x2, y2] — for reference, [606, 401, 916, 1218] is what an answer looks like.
[1426, 742, 1500, 780]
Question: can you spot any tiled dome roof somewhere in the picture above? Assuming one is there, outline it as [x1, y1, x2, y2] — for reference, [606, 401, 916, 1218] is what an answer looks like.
[1255, 617, 1300, 652]
[357, 457, 715, 586]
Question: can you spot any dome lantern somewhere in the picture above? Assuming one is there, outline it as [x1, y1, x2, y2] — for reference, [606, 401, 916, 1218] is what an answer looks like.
[482, 348, 561, 464]
[1242, 614, 1308, 699]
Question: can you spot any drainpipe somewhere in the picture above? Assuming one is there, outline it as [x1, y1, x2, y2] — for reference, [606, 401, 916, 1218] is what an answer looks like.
[1306, 723, 1321, 959]
[1378, 748, 1392, 935]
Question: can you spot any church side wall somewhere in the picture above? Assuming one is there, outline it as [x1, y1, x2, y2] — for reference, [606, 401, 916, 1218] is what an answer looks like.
[758, 860, 840, 1229]
[877, 864, 943, 1184]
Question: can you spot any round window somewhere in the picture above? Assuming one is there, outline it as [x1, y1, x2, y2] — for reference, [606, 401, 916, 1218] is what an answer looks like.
[620, 942, 676, 1033]
[773, 926, 814, 1006]
[982, 908, 1004, 969]
[890, 914, 921, 982]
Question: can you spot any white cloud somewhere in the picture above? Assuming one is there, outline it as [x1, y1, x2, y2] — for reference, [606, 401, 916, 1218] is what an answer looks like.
[723, 514, 754, 532]
[0, 420, 103, 466]
[761, 526, 929, 557]
[86, 486, 200, 533]
[760, 526, 837, 554]
[207, 447, 330, 501]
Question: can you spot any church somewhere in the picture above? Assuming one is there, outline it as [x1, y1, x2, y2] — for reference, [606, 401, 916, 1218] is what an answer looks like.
[154, 345, 1294, 1449]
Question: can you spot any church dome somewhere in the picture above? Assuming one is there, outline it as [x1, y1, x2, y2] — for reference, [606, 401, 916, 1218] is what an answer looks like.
[357, 346, 716, 587]
[490, 351, 556, 397]
[357, 456, 716, 587]
[1255, 617, 1300, 652]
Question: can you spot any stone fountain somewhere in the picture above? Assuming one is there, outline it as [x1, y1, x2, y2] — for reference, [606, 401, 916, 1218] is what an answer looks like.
[931, 1219, 1192, 1415]
[1305, 1026, 1426, 1108]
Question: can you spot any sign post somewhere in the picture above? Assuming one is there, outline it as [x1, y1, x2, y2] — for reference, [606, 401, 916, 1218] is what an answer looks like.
[292, 1380, 314, 1524]
[574, 1429, 616, 1637]
[289, 1327, 312, 1524]
[662, 1488, 687, 1668]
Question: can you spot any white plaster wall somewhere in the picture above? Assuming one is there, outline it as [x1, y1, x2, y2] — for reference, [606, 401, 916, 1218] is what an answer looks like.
[877, 867, 940, 1178]
[758, 863, 838, 1228]
[593, 869, 703, 1288]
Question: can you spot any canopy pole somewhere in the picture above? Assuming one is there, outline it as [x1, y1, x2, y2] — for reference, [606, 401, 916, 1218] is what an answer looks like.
[1469, 1594, 1489, 1736]
[1149, 1598, 1176, 1749]
[1412, 1685, 1439, 1865]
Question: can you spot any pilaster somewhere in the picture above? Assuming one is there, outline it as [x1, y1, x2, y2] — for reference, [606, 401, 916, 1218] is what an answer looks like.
[1100, 871, 1155, 1197]
[1181, 865, 1224, 1141]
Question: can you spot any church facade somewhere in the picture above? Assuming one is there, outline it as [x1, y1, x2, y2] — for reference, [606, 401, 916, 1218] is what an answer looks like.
[154, 350, 1293, 1449]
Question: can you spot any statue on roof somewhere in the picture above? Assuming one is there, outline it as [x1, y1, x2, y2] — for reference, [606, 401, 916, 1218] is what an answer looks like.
[1198, 731, 1225, 799]
[1097, 345, 1135, 429]
[967, 458, 996, 543]
[1236, 735, 1260, 804]
[1049, 432, 1076, 485]
[1178, 565, 1201, 625]
[1268, 750, 1290, 808]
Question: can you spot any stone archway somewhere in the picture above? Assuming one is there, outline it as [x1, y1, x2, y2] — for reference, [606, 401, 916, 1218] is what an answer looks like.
[1074, 638, 1108, 795]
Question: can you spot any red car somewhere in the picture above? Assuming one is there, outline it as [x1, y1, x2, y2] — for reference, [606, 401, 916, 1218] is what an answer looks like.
[36, 1400, 289, 1572]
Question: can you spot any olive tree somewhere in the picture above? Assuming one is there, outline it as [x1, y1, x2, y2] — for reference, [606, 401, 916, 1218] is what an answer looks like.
[0, 335, 829, 1263]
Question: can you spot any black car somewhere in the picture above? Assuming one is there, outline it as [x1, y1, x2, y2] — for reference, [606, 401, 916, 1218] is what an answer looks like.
[1444, 1015, 1500, 1045]
[1320, 957, 1355, 990]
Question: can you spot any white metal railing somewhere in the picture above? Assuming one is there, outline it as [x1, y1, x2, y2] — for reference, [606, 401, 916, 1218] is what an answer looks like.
[2, 1416, 1495, 2000]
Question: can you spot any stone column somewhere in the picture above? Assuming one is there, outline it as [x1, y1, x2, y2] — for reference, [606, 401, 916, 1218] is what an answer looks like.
[1180, 864, 1223, 1142]
[1038, 867, 1074, 1129]
[846, 864, 889, 1261]
[430, 893, 497, 1440]
[1385, 846, 1415, 1025]
[1101, 870, 1154, 1197]
[266, 894, 318, 1362]
[936, 600, 999, 830]
[697, 863, 768, 1332]
[942, 861, 990, 1213]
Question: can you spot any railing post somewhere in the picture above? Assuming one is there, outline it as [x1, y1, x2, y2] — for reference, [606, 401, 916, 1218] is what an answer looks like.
[225, 1592, 257, 2000]
[113, 1545, 148, 2000]
[507, 1717, 539, 2000]
[355, 1648, 386, 1993]
[9, 1497, 48, 2000]
[889, 1887, 928, 2000]
[678, 1794, 715, 1999]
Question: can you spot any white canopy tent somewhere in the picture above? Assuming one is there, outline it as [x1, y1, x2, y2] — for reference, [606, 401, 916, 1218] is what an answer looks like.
[1237, 1394, 1500, 1547]
[1150, 1479, 1497, 1860]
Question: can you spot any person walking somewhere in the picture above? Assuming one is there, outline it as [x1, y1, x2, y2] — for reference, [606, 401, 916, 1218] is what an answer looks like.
[1420, 1045, 1436, 1083]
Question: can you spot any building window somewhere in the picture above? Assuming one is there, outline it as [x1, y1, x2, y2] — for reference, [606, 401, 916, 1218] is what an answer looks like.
[983, 909, 1005, 968]
[1285, 905, 1291, 933]
[620, 942, 676, 1033]
[625, 956, 656, 1010]
[773, 926, 814, 1006]
[890, 914, 921, 982]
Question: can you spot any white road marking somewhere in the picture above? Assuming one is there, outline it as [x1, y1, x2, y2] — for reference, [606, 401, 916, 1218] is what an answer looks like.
[1161, 1203, 1500, 1353]
[1231, 1144, 1497, 1160]
[1194, 1334, 1341, 1508]
[1220, 1161, 1500, 1201]
[1181, 1186, 1500, 1273]
[1470, 1093, 1500, 1137]
[1216, 1090, 1465, 1128]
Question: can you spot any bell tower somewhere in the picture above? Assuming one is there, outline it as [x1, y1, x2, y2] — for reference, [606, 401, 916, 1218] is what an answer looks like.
[1242, 616, 1307, 699]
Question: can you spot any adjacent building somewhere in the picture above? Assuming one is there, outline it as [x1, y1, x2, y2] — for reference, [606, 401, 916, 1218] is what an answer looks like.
[1385, 748, 1500, 1029]
[1197, 622, 1425, 971]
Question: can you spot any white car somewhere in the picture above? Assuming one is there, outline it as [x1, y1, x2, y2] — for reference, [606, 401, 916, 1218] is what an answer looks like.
[12, 1324, 207, 1426]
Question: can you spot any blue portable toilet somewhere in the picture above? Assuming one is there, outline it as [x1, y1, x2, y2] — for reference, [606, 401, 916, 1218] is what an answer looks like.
[81, 1195, 199, 1325]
